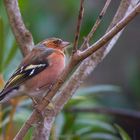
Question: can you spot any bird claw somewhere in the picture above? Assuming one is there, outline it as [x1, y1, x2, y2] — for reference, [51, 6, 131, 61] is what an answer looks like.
[31, 97, 39, 106]
[42, 97, 56, 116]
[31, 97, 45, 118]
[48, 102, 55, 111]
[31, 96, 56, 118]
[31, 97, 55, 118]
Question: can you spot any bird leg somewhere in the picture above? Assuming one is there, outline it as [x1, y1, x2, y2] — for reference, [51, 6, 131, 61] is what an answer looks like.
[31, 96, 55, 118]
[31, 97, 39, 106]
[31, 83, 55, 117]
[31, 97, 45, 119]
[43, 96, 56, 116]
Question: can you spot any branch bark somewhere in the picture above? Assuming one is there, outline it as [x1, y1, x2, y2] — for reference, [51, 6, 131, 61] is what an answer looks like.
[73, 0, 84, 53]
[78, 2, 140, 60]
[81, 0, 112, 49]
[32, 115, 54, 140]
[4, 0, 34, 56]
[14, 1, 140, 140]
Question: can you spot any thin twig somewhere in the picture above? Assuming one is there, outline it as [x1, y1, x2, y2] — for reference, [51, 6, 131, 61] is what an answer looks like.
[14, 2, 140, 140]
[73, 0, 84, 53]
[78, 2, 140, 61]
[81, 0, 112, 49]
[4, 0, 34, 56]
[107, 0, 131, 31]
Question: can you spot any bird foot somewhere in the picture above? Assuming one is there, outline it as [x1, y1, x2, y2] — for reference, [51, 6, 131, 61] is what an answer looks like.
[31, 97, 45, 118]
[31, 97, 39, 106]
[42, 97, 56, 116]
[31, 97, 56, 118]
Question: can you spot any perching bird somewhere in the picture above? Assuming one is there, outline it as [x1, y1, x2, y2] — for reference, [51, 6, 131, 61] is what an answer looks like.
[0, 38, 70, 103]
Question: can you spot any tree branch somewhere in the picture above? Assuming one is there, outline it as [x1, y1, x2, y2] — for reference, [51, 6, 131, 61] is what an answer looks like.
[4, 0, 34, 56]
[81, 0, 112, 49]
[78, 2, 140, 60]
[73, 0, 84, 53]
[14, 1, 140, 140]
[32, 115, 54, 140]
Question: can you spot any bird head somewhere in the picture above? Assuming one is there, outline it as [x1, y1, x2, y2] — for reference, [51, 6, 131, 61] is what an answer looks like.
[41, 38, 70, 51]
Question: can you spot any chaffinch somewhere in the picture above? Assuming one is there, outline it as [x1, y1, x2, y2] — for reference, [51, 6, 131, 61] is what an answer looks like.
[0, 38, 70, 103]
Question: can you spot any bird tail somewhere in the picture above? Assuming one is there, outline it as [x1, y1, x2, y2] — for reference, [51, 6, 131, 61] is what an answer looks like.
[0, 89, 7, 101]
[0, 86, 20, 103]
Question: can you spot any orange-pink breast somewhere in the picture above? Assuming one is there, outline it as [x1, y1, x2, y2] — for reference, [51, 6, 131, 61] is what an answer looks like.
[25, 52, 65, 92]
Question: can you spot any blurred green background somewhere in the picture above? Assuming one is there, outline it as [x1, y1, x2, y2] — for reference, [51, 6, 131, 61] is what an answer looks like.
[0, 0, 140, 140]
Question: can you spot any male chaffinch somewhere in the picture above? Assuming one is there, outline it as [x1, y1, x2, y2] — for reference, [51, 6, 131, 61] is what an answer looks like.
[0, 38, 70, 103]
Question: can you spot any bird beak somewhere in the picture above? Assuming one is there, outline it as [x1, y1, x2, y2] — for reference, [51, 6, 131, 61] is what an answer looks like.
[61, 41, 71, 48]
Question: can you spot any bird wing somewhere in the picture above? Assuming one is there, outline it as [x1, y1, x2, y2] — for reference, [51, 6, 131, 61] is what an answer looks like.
[0, 47, 54, 100]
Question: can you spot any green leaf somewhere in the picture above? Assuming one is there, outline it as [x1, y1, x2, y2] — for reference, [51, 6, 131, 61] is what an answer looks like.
[76, 119, 117, 134]
[76, 85, 122, 96]
[0, 116, 9, 128]
[0, 107, 31, 128]
[0, 17, 4, 72]
[75, 126, 93, 135]
[82, 133, 121, 140]
[115, 124, 131, 140]
[4, 41, 18, 68]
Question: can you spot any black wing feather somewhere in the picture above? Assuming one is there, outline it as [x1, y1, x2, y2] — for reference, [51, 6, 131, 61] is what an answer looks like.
[0, 47, 54, 100]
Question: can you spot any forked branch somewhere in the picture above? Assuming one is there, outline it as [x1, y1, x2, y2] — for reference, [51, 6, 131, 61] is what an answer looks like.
[73, 0, 85, 53]
[81, 0, 112, 49]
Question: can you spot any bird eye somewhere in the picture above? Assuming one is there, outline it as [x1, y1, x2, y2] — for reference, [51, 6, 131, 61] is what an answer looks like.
[53, 39, 62, 44]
